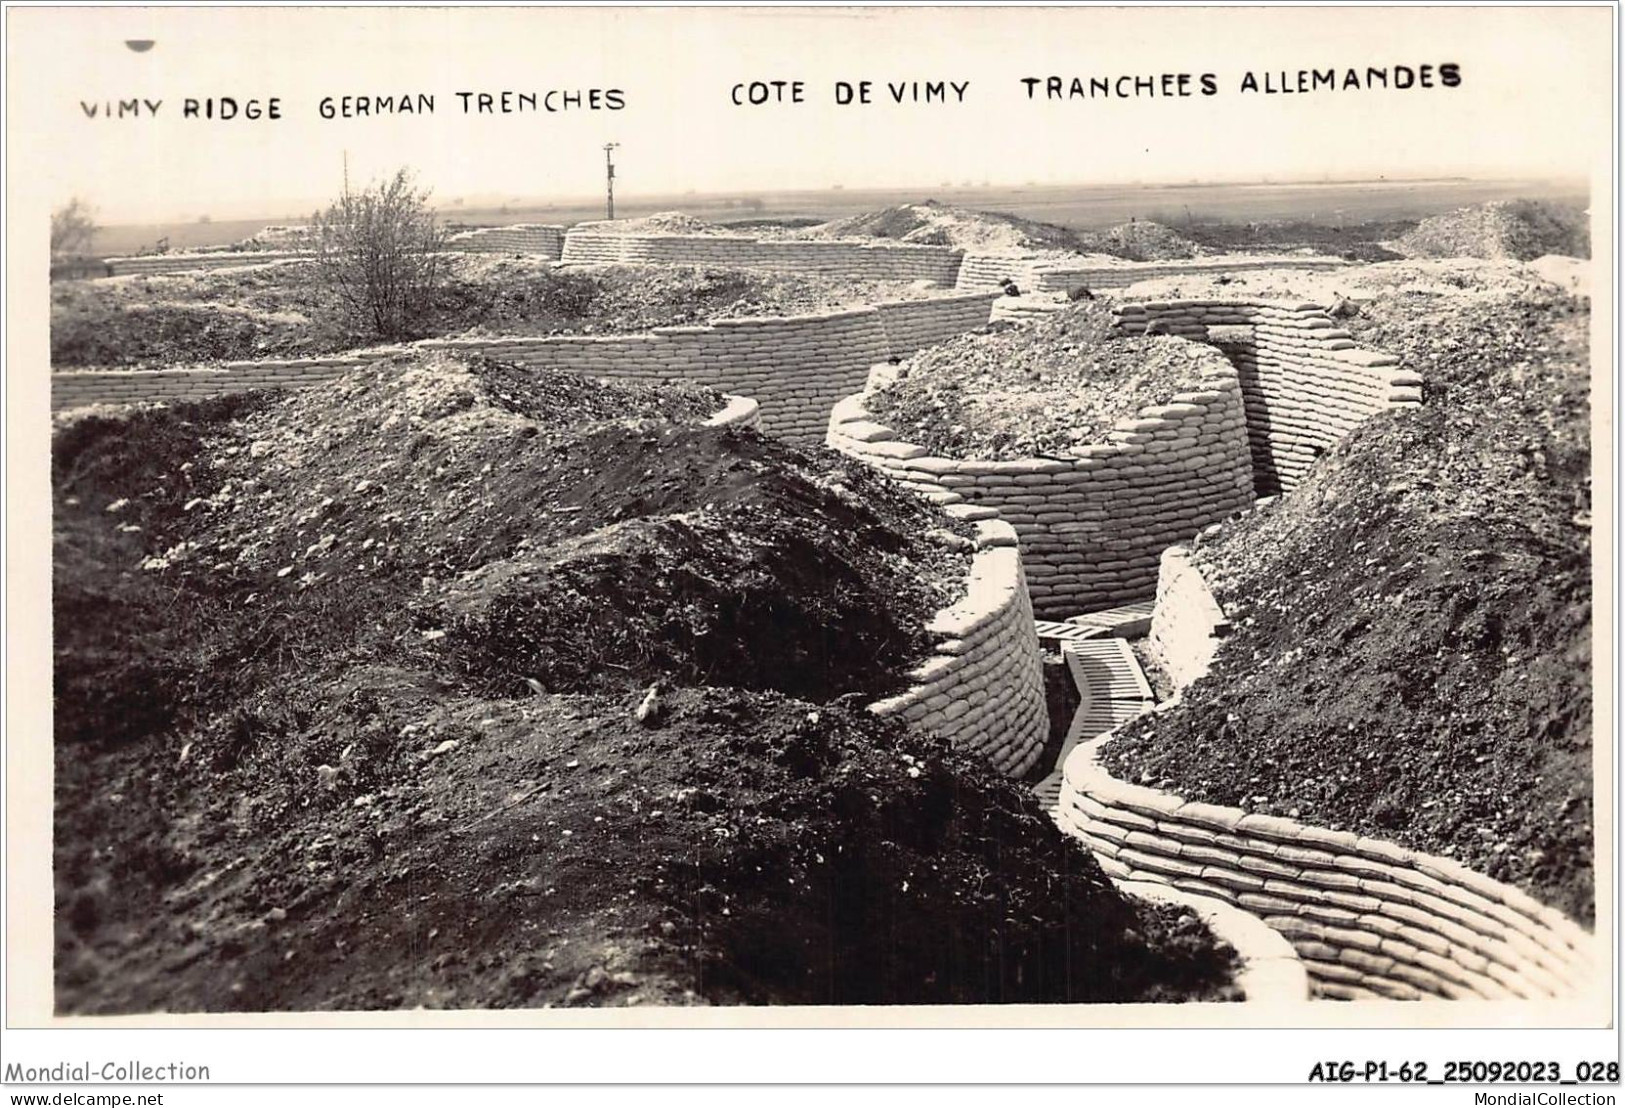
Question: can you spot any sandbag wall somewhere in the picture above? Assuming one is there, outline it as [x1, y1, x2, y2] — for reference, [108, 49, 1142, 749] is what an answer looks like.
[867, 514, 1048, 777]
[104, 251, 314, 276]
[444, 224, 566, 257]
[955, 254, 1348, 292]
[701, 393, 763, 430]
[553, 229, 627, 264]
[827, 353, 1255, 618]
[1146, 546, 1230, 688]
[561, 227, 965, 284]
[51, 349, 401, 410]
[416, 313, 884, 443]
[873, 293, 1004, 358]
[1057, 734, 1592, 1001]
[954, 253, 1049, 291]
[1114, 299, 1424, 495]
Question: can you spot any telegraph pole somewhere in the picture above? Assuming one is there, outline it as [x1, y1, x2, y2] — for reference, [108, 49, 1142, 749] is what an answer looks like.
[603, 142, 619, 220]
[342, 149, 350, 197]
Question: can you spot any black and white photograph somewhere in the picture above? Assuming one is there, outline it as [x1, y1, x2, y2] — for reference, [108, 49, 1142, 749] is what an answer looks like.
[2, 0, 1618, 1093]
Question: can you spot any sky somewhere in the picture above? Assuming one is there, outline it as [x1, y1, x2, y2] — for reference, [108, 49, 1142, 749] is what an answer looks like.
[7, 5, 1615, 223]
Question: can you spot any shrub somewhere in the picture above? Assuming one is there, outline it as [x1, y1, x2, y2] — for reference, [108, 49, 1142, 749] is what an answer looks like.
[51, 198, 98, 258]
[311, 169, 448, 340]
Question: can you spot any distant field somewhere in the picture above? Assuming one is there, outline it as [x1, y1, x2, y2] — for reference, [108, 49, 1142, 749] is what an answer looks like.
[87, 177, 1586, 256]
[90, 218, 302, 258]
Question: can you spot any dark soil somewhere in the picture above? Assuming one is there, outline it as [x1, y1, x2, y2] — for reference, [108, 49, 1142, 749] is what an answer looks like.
[867, 301, 1221, 460]
[1104, 285, 1593, 924]
[53, 357, 1240, 1011]
[50, 260, 928, 370]
[53, 355, 970, 731]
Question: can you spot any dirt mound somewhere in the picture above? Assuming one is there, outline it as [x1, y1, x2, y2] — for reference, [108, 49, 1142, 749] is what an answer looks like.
[1075, 220, 1200, 261]
[866, 301, 1221, 460]
[586, 211, 725, 235]
[1103, 285, 1593, 923]
[51, 260, 930, 370]
[54, 354, 968, 722]
[1394, 200, 1590, 261]
[52, 360, 1240, 1010]
[805, 202, 1082, 252]
[56, 676, 1238, 1012]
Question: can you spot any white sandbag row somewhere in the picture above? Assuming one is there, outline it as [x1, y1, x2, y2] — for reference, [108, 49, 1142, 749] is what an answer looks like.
[955, 254, 1347, 293]
[50, 346, 403, 409]
[1027, 257, 1349, 294]
[103, 251, 316, 276]
[444, 224, 566, 257]
[700, 394, 761, 429]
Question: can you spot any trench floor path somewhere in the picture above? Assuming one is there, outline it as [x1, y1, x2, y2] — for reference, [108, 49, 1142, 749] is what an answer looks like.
[1032, 612, 1315, 1003]
[1031, 608, 1157, 814]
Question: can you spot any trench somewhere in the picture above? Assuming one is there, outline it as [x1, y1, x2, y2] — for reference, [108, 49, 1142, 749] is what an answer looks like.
[1002, 323, 1592, 1002]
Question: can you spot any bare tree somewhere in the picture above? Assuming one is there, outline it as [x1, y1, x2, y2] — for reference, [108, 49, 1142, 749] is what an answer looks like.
[310, 168, 448, 341]
[51, 198, 98, 257]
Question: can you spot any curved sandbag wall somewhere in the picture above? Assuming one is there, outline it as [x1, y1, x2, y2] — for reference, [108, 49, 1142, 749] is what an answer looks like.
[1146, 546, 1231, 687]
[1054, 547, 1593, 1001]
[1114, 299, 1425, 495]
[1058, 734, 1593, 1000]
[826, 352, 1256, 618]
[867, 512, 1049, 777]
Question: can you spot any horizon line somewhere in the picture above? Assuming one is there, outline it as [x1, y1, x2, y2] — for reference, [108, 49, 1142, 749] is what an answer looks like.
[87, 171, 1590, 228]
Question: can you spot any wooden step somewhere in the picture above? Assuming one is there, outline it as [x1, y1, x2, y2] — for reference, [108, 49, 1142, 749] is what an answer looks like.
[1033, 619, 1107, 644]
[1031, 771, 1064, 817]
[1065, 600, 1156, 638]
[1063, 637, 1155, 702]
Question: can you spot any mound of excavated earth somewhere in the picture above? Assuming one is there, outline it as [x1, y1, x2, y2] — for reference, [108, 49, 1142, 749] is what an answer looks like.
[1074, 220, 1200, 261]
[802, 201, 1083, 253]
[1393, 199, 1589, 262]
[866, 300, 1219, 460]
[1105, 285, 1593, 923]
[53, 356, 1240, 1011]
